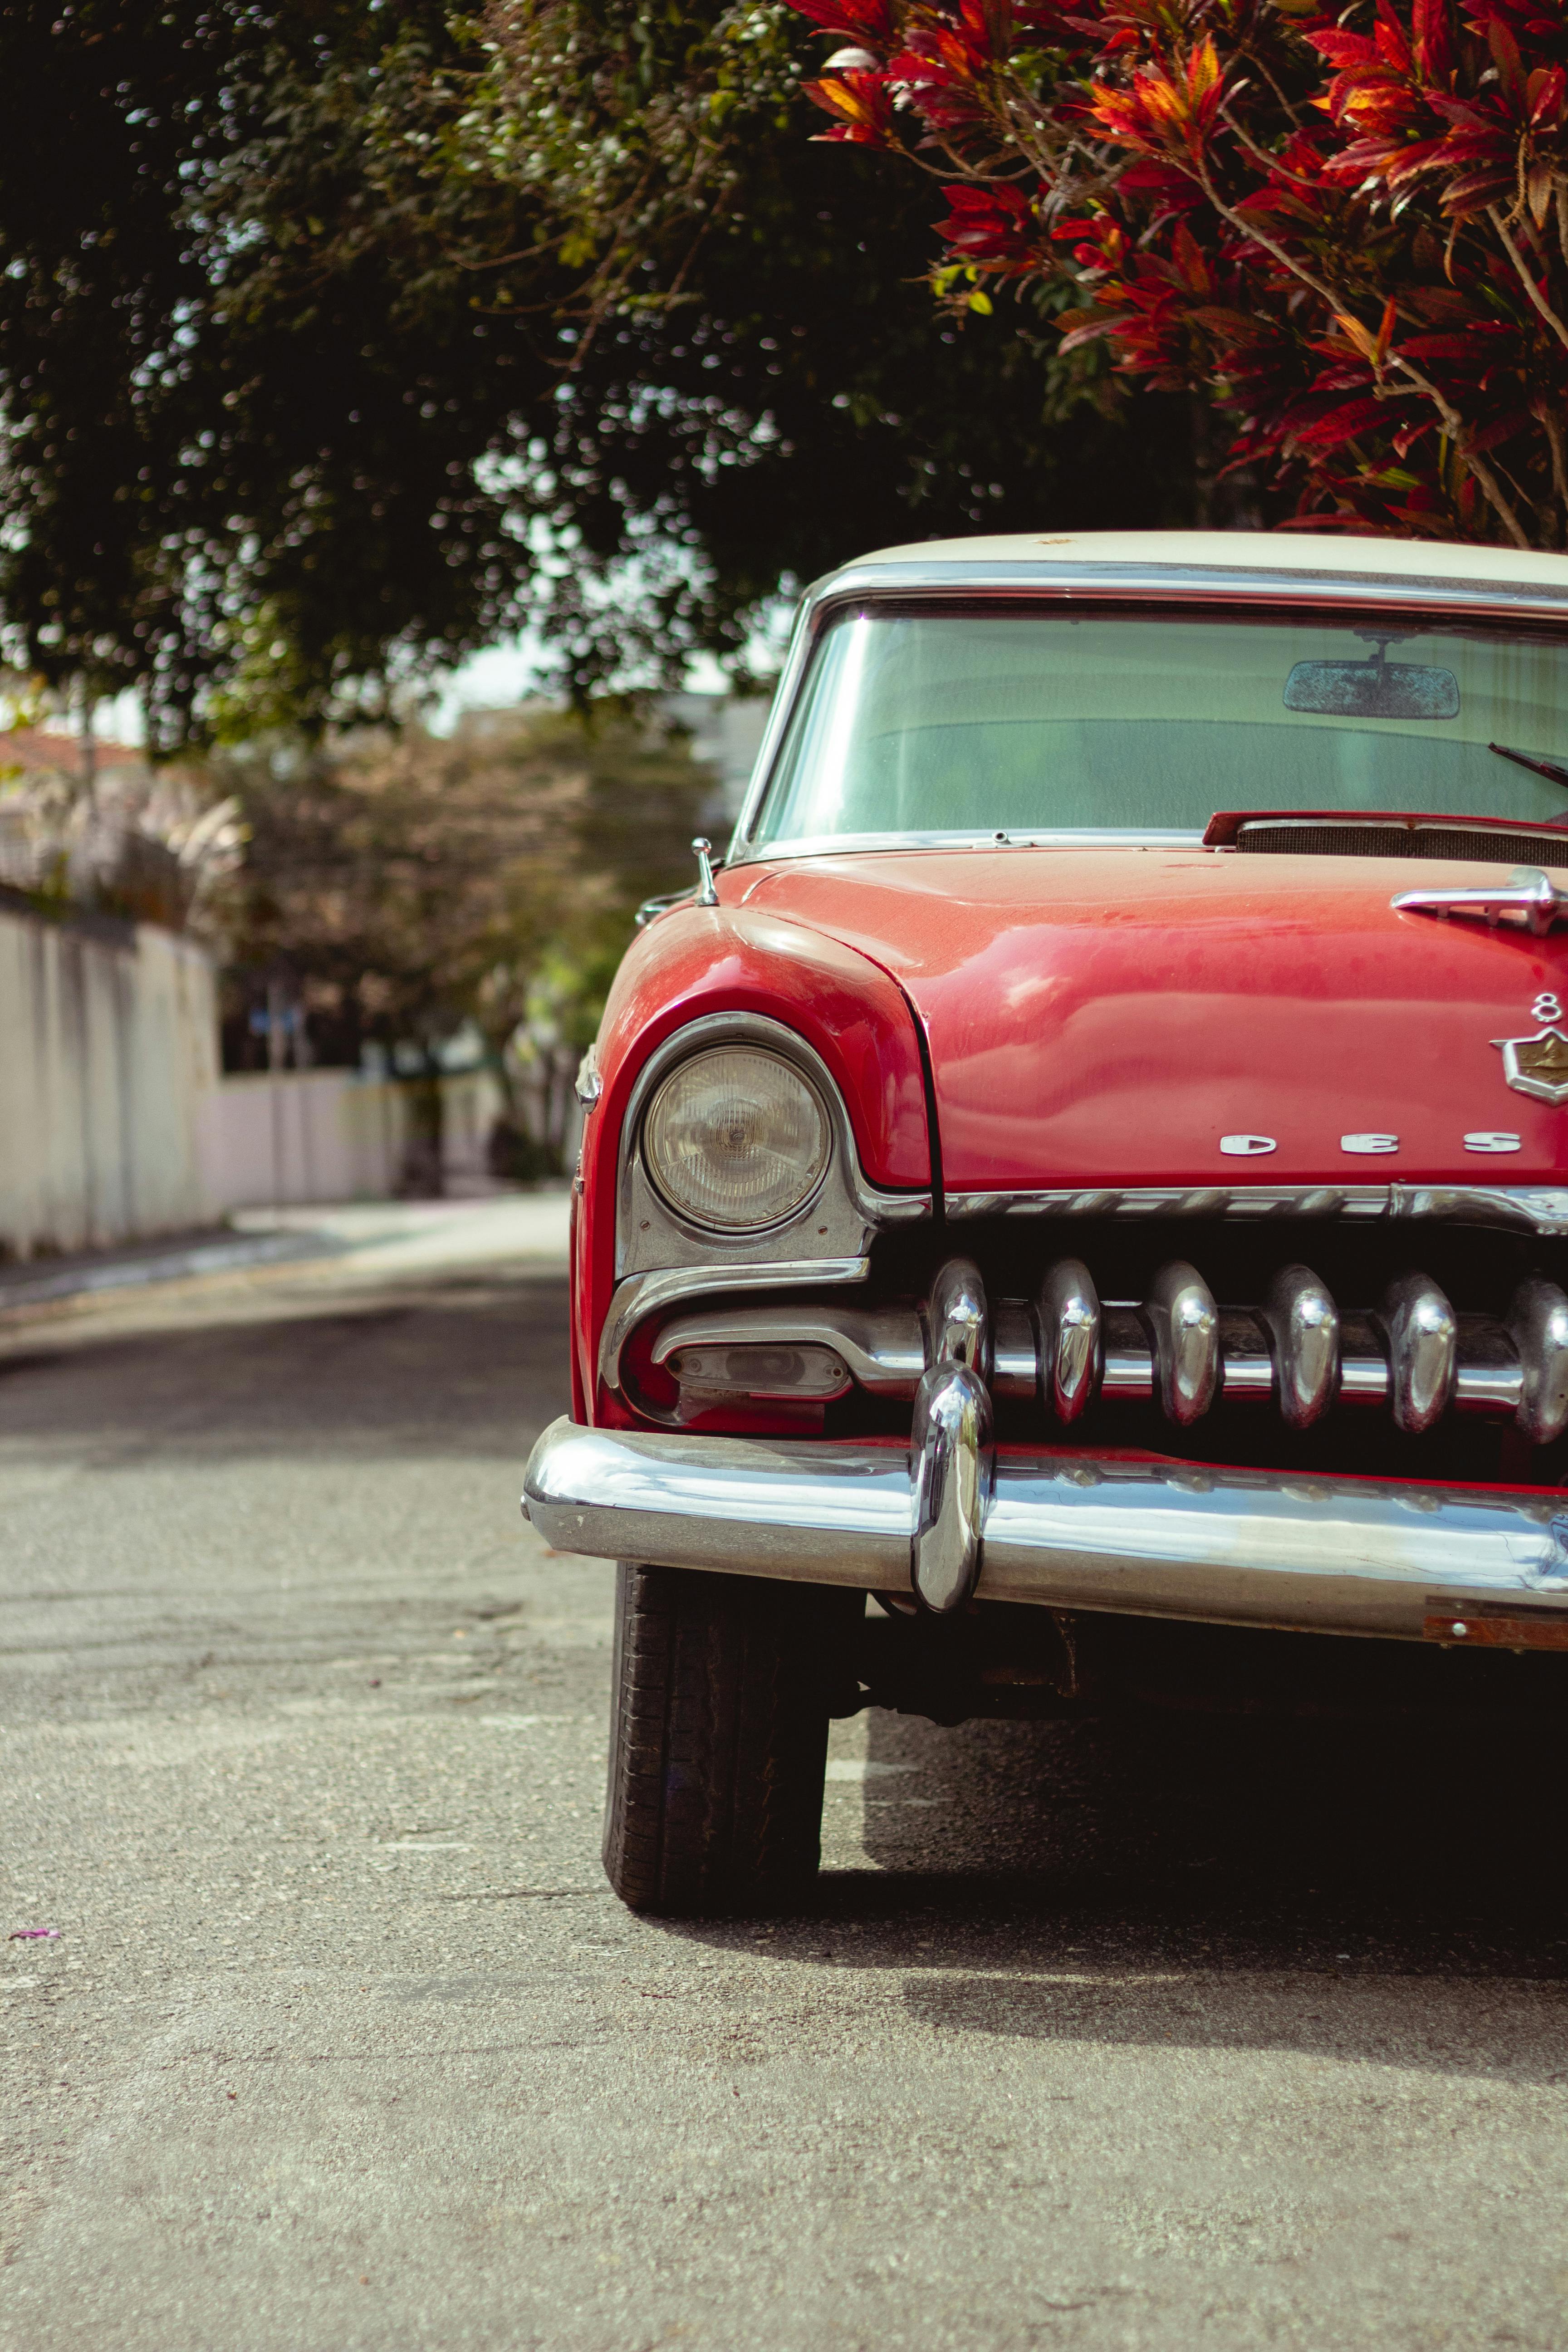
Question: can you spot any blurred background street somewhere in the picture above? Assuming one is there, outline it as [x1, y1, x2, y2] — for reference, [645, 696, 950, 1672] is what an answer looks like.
[4, 1206, 1568, 2352]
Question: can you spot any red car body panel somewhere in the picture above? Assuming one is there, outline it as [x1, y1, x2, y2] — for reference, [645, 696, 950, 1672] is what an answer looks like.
[740, 846, 1568, 1191]
[575, 900, 931, 1423]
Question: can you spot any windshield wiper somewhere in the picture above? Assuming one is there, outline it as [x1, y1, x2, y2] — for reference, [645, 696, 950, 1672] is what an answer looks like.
[1490, 741, 1568, 790]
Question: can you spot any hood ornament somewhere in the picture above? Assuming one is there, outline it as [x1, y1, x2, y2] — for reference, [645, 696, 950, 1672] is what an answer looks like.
[1495, 992, 1568, 1105]
[1394, 865, 1567, 935]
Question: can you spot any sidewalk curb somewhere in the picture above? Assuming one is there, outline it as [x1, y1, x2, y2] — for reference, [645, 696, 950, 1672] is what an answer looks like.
[0, 1230, 331, 1313]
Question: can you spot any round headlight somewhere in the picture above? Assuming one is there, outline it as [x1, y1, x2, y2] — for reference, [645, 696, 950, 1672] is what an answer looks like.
[643, 1047, 831, 1232]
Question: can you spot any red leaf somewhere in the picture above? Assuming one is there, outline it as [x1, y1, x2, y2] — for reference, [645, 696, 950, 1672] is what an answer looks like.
[790, 0, 897, 44]
[1411, 0, 1455, 85]
[1290, 396, 1394, 449]
[1486, 12, 1527, 105]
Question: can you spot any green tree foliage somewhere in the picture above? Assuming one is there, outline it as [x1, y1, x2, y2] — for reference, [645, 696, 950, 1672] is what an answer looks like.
[215, 703, 712, 1164]
[0, 0, 1196, 744]
[0, 5, 548, 743]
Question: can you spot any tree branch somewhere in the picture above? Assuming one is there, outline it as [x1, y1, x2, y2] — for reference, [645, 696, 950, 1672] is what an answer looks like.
[1178, 163, 1534, 548]
[1489, 205, 1568, 353]
[1540, 402, 1568, 548]
[1387, 354, 1533, 547]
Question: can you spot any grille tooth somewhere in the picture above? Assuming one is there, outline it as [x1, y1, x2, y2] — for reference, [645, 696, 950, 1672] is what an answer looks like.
[1142, 1262, 1220, 1426]
[1377, 1271, 1458, 1435]
[926, 1257, 988, 1376]
[1258, 1264, 1340, 1430]
[1506, 1277, 1568, 1445]
[1038, 1258, 1103, 1424]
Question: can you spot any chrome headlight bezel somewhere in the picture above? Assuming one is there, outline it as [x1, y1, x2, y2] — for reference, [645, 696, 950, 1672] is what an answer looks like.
[602, 1010, 935, 1392]
[612, 1012, 930, 1281]
[641, 1044, 833, 1236]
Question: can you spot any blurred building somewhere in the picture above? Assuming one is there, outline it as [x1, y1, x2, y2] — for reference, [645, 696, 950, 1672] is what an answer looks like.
[0, 727, 230, 930]
[657, 693, 771, 825]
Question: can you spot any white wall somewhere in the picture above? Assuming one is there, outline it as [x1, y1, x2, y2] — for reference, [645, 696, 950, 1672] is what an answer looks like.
[0, 898, 219, 1258]
[200, 1067, 505, 1212]
[0, 891, 515, 1247]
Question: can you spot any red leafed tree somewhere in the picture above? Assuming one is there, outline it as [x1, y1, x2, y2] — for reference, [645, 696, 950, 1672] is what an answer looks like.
[792, 0, 1568, 548]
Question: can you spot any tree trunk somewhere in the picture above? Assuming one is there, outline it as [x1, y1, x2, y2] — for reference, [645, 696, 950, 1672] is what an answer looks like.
[398, 1062, 445, 1197]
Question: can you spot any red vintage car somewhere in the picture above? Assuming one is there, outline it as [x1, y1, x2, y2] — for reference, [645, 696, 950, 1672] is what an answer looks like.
[524, 529, 1568, 1915]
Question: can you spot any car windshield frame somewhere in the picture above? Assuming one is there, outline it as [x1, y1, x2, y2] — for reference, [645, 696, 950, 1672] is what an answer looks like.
[728, 588, 1568, 865]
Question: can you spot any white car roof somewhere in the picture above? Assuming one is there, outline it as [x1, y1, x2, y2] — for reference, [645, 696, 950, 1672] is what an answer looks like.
[848, 529, 1568, 590]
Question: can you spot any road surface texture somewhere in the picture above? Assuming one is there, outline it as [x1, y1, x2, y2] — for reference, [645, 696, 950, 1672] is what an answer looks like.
[3, 1200, 1568, 2352]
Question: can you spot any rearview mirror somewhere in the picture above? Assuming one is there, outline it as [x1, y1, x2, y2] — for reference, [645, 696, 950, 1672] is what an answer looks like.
[1284, 652, 1459, 720]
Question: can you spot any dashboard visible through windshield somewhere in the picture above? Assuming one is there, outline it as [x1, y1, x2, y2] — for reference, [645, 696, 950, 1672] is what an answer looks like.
[748, 605, 1568, 850]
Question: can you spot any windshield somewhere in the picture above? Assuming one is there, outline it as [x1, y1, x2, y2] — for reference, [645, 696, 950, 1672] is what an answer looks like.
[750, 607, 1568, 848]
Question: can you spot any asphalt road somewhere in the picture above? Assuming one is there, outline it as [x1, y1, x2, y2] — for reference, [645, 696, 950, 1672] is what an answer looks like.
[4, 1204, 1568, 2352]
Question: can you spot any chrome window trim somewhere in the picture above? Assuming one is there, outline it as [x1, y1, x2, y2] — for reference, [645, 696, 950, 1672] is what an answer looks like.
[944, 1183, 1568, 1236]
[730, 828, 1205, 864]
[728, 565, 1568, 867]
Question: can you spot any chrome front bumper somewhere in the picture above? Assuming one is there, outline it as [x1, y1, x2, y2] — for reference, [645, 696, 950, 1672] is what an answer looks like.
[522, 1417, 1568, 1644]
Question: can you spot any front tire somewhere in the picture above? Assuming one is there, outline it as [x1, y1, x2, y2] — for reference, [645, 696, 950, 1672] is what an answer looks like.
[603, 1563, 861, 1916]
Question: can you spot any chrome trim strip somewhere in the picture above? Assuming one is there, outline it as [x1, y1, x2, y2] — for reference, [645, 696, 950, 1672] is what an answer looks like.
[598, 1259, 871, 1393]
[652, 1302, 925, 1394]
[810, 559, 1568, 619]
[992, 1301, 1037, 1401]
[521, 1417, 1568, 1643]
[944, 1185, 1568, 1236]
[730, 828, 1205, 864]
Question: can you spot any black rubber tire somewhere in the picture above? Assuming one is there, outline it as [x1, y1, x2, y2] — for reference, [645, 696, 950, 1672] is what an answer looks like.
[602, 1563, 861, 1916]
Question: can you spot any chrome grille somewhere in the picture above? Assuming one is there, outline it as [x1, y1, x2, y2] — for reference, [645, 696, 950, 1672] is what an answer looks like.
[654, 1257, 1568, 1446]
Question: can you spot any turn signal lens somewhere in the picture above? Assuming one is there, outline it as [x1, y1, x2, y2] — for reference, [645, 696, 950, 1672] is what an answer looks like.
[643, 1047, 831, 1231]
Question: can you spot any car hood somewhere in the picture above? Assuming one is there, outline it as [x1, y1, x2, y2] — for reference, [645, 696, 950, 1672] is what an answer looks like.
[737, 847, 1568, 1191]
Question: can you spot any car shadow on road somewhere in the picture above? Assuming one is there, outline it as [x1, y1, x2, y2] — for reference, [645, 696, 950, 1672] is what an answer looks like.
[651, 1701, 1568, 2082]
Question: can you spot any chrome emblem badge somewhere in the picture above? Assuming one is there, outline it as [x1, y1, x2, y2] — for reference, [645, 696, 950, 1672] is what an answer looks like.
[1494, 992, 1568, 1106]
